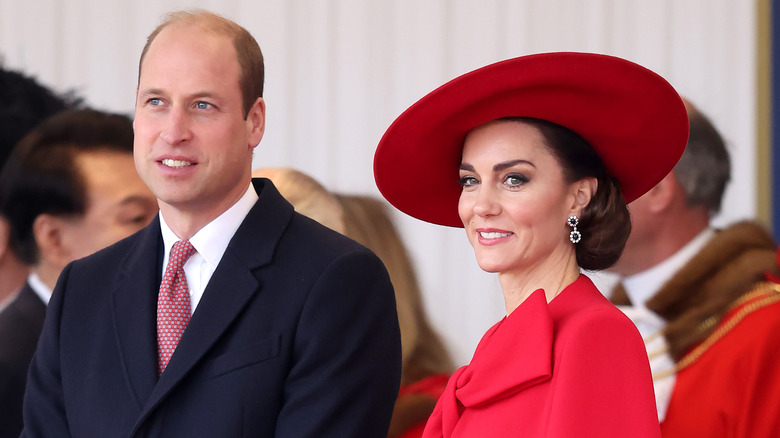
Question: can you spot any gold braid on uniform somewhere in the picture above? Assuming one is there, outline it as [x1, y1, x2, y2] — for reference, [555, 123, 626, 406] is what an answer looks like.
[610, 221, 779, 364]
[651, 281, 780, 380]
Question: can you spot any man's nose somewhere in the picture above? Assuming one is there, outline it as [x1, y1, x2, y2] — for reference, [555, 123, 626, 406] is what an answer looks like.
[159, 107, 192, 145]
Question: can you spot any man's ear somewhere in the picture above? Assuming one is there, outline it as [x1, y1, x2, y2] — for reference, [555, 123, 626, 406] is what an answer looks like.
[569, 177, 598, 216]
[247, 97, 266, 149]
[643, 172, 678, 214]
[0, 216, 11, 260]
[32, 214, 69, 267]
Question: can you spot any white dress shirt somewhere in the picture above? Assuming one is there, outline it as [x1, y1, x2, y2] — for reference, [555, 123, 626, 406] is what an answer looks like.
[618, 227, 715, 421]
[159, 183, 259, 315]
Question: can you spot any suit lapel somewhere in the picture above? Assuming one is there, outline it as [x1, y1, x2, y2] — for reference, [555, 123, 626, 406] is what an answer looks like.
[111, 216, 164, 409]
[14, 283, 47, 330]
[130, 179, 294, 430]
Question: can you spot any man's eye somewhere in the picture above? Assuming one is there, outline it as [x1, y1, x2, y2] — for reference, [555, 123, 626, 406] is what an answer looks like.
[148, 98, 162, 106]
[196, 101, 212, 110]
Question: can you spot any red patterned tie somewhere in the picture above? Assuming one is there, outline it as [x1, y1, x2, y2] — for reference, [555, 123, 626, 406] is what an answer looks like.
[157, 240, 196, 374]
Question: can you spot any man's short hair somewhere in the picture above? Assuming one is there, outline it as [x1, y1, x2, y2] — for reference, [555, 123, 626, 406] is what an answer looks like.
[137, 10, 264, 119]
[0, 67, 79, 167]
[0, 109, 134, 265]
[673, 101, 731, 215]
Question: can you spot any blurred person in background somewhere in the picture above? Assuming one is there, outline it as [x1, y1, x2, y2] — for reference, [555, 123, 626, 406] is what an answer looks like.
[0, 109, 158, 438]
[0, 67, 78, 310]
[252, 167, 345, 233]
[336, 194, 454, 438]
[609, 99, 780, 437]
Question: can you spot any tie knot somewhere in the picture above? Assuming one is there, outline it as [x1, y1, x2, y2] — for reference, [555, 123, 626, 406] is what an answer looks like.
[169, 240, 196, 269]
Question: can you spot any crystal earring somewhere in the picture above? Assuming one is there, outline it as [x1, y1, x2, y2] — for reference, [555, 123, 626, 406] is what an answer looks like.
[567, 215, 581, 244]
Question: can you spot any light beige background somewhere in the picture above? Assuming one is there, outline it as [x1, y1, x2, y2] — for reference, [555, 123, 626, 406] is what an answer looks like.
[0, 0, 759, 365]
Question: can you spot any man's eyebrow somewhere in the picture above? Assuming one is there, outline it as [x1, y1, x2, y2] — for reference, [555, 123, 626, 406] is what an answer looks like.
[120, 195, 157, 207]
[189, 91, 221, 100]
[137, 87, 164, 97]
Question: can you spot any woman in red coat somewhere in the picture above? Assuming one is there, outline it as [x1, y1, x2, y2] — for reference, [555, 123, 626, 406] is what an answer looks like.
[373, 52, 690, 437]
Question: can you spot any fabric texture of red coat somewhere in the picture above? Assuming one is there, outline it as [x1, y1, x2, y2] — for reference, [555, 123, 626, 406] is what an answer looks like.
[423, 275, 660, 437]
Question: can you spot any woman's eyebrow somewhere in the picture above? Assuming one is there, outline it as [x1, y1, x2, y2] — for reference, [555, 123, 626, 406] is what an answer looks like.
[494, 159, 534, 172]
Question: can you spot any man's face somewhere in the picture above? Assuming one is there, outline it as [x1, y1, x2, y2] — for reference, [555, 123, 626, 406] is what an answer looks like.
[58, 150, 158, 262]
[133, 23, 265, 222]
[609, 190, 656, 276]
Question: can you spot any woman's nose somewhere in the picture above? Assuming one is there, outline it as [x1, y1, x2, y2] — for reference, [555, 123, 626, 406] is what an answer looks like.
[472, 187, 500, 218]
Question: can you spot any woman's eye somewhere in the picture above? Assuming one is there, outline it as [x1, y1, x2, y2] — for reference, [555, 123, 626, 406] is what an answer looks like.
[459, 176, 479, 188]
[505, 174, 528, 187]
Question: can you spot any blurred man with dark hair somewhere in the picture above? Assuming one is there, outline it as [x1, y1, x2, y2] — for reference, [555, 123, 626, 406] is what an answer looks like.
[609, 100, 780, 437]
[0, 67, 77, 308]
[0, 109, 158, 437]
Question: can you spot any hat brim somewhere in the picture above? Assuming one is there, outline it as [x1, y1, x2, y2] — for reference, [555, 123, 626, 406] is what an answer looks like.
[374, 52, 689, 228]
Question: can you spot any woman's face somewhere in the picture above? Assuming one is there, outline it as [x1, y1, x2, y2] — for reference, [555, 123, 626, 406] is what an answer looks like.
[457, 120, 581, 275]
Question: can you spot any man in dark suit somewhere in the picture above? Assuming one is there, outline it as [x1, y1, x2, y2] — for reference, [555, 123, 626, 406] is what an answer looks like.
[0, 109, 158, 438]
[22, 10, 402, 437]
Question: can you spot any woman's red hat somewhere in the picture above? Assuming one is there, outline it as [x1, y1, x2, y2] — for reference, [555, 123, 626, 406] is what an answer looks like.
[374, 52, 689, 227]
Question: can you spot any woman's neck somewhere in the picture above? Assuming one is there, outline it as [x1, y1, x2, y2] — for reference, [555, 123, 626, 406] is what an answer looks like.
[498, 248, 580, 315]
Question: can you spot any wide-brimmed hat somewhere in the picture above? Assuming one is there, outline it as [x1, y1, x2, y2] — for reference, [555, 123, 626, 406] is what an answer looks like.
[373, 52, 689, 227]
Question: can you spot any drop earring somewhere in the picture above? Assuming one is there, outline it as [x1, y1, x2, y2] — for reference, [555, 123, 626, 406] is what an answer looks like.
[567, 215, 581, 244]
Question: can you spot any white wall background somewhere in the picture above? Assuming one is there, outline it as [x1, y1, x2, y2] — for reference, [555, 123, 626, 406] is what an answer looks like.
[0, 0, 758, 366]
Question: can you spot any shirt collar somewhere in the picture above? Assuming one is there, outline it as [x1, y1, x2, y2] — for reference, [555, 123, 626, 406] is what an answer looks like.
[623, 227, 716, 307]
[159, 182, 259, 265]
[28, 272, 53, 305]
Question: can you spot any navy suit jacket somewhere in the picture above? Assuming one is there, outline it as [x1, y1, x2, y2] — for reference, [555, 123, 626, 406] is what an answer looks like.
[22, 179, 402, 437]
[0, 284, 45, 438]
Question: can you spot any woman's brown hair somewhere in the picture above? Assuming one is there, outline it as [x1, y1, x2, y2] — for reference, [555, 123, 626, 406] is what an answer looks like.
[506, 117, 632, 270]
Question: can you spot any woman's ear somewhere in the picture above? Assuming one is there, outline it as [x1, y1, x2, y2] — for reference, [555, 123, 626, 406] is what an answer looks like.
[569, 177, 598, 216]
